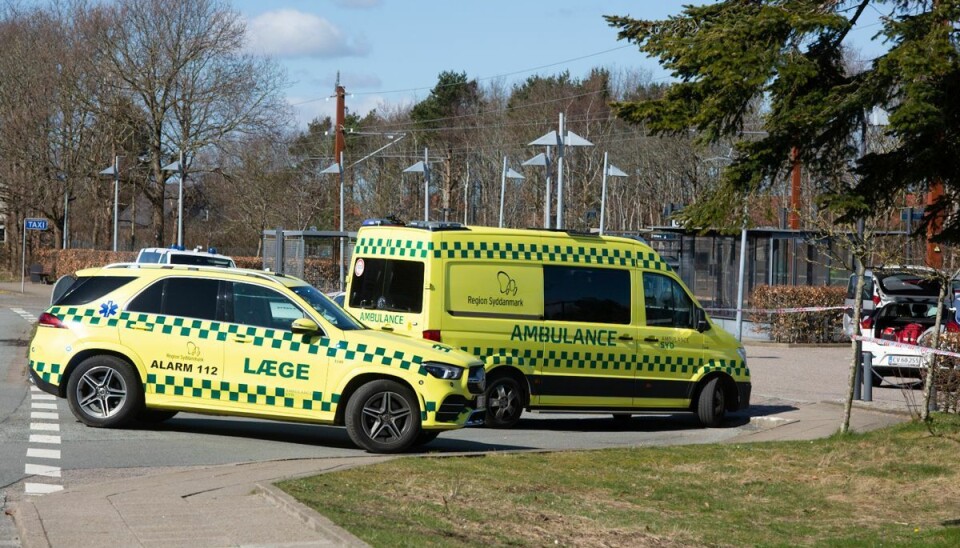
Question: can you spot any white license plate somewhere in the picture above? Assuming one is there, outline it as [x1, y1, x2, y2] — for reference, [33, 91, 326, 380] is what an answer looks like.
[888, 355, 921, 366]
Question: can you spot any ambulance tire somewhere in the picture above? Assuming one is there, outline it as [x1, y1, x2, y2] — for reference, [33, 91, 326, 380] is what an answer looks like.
[345, 379, 421, 453]
[66, 355, 142, 428]
[138, 408, 179, 424]
[485, 376, 523, 428]
[697, 377, 726, 428]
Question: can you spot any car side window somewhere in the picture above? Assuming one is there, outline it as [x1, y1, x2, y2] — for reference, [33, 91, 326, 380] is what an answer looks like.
[231, 282, 306, 331]
[642, 273, 695, 329]
[127, 277, 219, 320]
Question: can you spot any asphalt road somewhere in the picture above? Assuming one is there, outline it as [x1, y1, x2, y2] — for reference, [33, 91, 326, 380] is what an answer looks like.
[0, 281, 920, 545]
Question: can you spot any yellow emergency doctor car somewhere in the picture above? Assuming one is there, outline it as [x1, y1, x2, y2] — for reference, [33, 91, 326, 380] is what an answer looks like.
[28, 264, 485, 453]
[344, 220, 751, 428]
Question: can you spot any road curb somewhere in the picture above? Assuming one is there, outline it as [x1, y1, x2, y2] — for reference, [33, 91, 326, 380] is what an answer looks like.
[11, 501, 49, 548]
[255, 482, 369, 547]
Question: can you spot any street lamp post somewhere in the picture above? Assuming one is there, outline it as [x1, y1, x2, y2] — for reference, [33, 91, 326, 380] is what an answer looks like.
[599, 152, 628, 236]
[498, 156, 524, 228]
[522, 151, 552, 228]
[98, 155, 122, 251]
[529, 113, 592, 229]
[403, 148, 431, 221]
[320, 152, 346, 291]
[162, 152, 185, 248]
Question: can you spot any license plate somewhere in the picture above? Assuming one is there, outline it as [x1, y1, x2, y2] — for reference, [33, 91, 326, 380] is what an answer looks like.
[889, 355, 921, 366]
[475, 395, 486, 410]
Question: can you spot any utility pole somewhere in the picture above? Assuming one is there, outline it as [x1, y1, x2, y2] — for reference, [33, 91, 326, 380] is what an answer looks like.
[334, 72, 346, 272]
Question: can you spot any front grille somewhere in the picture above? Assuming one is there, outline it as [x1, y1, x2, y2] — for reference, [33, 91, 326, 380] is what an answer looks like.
[467, 365, 485, 394]
[436, 395, 470, 422]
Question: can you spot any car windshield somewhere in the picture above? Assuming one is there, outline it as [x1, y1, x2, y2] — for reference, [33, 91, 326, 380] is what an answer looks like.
[291, 285, 365, 331]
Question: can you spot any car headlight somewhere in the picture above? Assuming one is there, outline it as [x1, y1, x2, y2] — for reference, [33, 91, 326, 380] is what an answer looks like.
[422, 362, 464, 380]
[736, 346, 747, 365]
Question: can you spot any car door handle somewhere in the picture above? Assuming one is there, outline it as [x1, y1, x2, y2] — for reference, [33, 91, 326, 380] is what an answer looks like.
[231, 335, 251, 343]
[380, 325, 394, 332]
[618, 334, 634, 341]
[643, 336, 660, 342]
[129, 322, 153, 332]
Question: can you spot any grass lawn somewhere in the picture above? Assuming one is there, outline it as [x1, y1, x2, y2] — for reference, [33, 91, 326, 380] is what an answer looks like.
[278, 415, 960, 547]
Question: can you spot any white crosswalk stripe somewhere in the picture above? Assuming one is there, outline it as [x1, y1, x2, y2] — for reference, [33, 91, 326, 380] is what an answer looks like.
[25, 390, 64, 496]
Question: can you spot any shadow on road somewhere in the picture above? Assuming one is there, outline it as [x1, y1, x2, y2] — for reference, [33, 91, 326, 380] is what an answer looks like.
[131, 415, 530, 453]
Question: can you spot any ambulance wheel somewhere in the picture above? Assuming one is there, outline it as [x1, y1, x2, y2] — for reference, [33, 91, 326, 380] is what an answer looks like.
[66, 356, 141, 428]
[697, 377, 726, 428]
[345, 380, 420, 453]
[485, 376, 523, 428]
[138, 408, 179, 423]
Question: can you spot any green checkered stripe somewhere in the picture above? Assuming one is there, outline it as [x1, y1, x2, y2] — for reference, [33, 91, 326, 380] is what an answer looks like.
[700, 360, 750, 380]
[30, 360, 63, 385]
[48, 306, 121, 327]
[637, 354, 702, 375]
[354, 237, 433, 258]
[465, 347, 543, 368]
[435, 241, 644, 267]
[146, 373, 341, 411]
[354, 237, 672, 271]
[49, 309, 430, 376]
[543, 350, 636, 370]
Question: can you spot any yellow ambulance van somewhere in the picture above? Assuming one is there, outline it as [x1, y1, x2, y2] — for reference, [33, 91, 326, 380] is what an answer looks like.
[344, 220, 751, 428]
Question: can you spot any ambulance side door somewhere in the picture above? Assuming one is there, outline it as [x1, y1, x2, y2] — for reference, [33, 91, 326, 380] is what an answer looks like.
[221, 281, 331, 420]
[636, 272, 704, 408]
[536, 265, 636, 408]
[122, 277, 226, 409]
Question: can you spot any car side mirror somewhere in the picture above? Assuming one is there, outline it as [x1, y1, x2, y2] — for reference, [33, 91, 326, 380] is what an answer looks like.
[695, 308, 710, 333]
[291, 317, 320, 334]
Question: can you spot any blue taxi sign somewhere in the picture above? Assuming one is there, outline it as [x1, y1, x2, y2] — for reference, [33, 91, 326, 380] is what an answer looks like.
[25, 218, 48, 230]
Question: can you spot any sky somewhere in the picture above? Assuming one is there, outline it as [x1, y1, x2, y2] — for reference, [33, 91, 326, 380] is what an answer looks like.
[234, 0, 888, 130]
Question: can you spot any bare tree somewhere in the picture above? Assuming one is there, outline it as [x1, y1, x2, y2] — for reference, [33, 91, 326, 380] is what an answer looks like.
[91, 0, 289, 246]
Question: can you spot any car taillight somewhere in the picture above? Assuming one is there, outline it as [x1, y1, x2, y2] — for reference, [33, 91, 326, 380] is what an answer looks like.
[861, 316, 874, 330]
[872, 295, 881, 305]
[38, 312, 65, 328]
[422, 330, 442, 342]
[948, 320, 960, 333]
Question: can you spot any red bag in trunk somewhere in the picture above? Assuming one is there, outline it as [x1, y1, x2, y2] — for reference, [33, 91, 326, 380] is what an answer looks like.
[897, 323, 924, 345]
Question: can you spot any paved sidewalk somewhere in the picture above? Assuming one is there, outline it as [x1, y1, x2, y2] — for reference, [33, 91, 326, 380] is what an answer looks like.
[13, 458, 386, 548]
[11, 399, 909, 548]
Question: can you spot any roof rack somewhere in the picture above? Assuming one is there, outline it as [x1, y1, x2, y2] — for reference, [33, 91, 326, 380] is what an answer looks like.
[525, 227, 599, 237]
[99, 263, 293, 284]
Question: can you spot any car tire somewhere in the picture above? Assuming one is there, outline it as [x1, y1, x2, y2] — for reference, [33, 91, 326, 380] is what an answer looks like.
[138, 408, 179, 423]
[870, 373, 884, 388]
[66, 355, 141, 428]
[345, 379, 420, 453]
[484, 376, 523, 429]
[697, 377, 726, 428]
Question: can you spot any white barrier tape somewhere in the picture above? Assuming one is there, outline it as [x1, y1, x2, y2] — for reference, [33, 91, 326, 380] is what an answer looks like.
[852, 334, 960, 360]
[704, 306, 846, 314]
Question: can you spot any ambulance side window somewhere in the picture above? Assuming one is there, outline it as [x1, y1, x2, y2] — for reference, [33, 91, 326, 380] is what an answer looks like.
[543, 266, 630, 324]
[349, 258, 424, 313]
[229, 282, 305, 331]
[127, 277, 219, 321]
[642, 273, 695, 329]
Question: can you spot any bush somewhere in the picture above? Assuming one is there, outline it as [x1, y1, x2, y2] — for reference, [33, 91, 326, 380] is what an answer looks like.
[751, 285, 846, 343]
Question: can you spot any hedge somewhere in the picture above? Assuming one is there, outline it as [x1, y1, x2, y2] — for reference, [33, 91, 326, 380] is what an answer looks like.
[751, 285, 846, 343]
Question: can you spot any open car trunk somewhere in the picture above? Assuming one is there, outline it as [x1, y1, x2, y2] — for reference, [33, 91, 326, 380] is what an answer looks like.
[872, 302, 940, 344]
